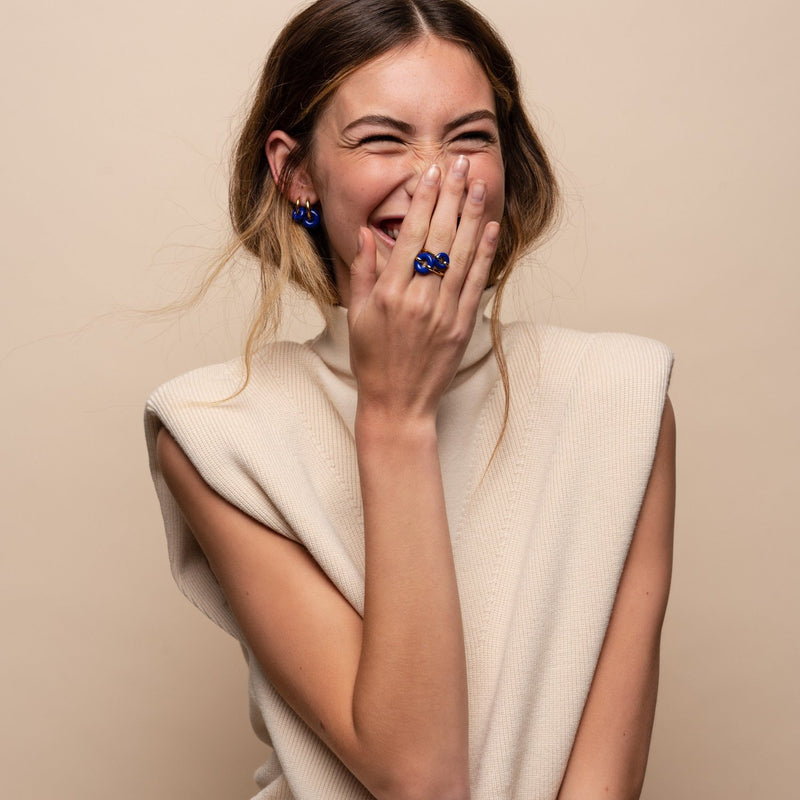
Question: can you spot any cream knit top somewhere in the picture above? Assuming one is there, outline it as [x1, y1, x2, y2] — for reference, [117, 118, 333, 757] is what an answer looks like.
[145, 293, 673, 800]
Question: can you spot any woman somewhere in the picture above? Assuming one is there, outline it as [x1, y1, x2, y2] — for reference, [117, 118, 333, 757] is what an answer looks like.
[145, 1, 675, 798]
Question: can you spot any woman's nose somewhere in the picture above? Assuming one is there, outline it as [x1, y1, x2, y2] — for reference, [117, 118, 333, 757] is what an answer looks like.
[402, 146, 452, 196]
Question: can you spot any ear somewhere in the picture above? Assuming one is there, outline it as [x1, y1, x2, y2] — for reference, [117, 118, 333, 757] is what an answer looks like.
[265, 131, 318, 205]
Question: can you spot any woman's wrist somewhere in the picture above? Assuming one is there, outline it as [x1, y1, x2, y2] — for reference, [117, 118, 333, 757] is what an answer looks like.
[354, 404, 438, 447]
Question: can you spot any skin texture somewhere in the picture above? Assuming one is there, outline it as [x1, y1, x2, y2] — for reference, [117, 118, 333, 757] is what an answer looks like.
[157, 35, 675, 800]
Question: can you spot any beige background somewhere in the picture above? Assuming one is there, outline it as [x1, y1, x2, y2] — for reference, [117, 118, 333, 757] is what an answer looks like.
[2, 0, 797, 797]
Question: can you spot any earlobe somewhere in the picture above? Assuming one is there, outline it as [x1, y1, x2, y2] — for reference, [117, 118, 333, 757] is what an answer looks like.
[265, 131, 318, 205]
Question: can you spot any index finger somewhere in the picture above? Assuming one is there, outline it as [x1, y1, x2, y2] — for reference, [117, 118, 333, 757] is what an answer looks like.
[381, 164, 441, 287]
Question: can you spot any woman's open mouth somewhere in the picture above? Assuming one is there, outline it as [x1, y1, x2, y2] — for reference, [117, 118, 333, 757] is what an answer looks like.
[378, 219, 403, 242]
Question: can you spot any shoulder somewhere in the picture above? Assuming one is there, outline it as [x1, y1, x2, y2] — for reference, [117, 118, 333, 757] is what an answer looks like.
[504, 322, 673, 376]
[142, 341, 321, 485]
[145, 358, 243, 417]
[143, 342, 328, 546]
[146, 339, 317, 411]
[502, 322, 673, 403]
[144, 340, 323, 434]
[579, 329, 673, 383]
[500, 324, 673, 475]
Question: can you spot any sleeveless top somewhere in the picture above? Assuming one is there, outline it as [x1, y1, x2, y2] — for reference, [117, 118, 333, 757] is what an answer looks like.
[144, 293, 673, 799]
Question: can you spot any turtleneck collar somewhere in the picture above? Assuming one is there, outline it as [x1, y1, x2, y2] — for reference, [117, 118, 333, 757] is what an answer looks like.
[310, 287, 497, 378]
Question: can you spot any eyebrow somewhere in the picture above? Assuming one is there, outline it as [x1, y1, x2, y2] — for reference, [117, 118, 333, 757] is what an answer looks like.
[341, 115, 413, 136]
[443, 110, 497, 134]
[341, 109, 497, 136]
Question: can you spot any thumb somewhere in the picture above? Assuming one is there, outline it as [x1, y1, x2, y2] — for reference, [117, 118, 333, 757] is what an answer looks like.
[347, 227, 377, 321]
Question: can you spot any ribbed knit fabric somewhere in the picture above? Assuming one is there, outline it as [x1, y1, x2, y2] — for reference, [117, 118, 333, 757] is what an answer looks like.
[144, 294, 673, 800]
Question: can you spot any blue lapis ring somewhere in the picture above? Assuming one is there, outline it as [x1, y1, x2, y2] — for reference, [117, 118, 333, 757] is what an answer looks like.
[414, 250, 450, 277]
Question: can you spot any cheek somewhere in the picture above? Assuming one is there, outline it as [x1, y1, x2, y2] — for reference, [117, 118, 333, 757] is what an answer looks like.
[494, 178, 506, 219]
[472, 159, 505, 219]
[317, 177, 378, 263]
[321, 168, 387, 224]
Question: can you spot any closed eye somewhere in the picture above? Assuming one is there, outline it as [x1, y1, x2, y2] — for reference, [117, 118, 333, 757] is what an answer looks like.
[354, 131, 496, 149]
[454, 130, 496, 144]
[358, 134, 404, 145]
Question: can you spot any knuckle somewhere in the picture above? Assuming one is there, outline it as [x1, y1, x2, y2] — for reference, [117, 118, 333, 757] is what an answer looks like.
[450, 319, 471, 344]
[448, 243, 473, 266]
[439, 326, 467, 356]
[407, 290, 435, 320]
[460, 199, 483, 221]
[428, 220, 456, 244]
[444, 173, 466, 194]
[432, 308, 461, 339]
[373, 285, 397, 313]
[403, 218, 429, 241]
[463, 271, 487, 295]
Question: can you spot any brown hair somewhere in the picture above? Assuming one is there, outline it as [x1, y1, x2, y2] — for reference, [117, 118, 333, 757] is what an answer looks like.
[214, 0, 559, 429]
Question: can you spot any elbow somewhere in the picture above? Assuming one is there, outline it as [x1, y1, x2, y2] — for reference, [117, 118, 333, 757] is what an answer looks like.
[373, 758, 470, 800]
[348, 715, 470, 800]
[382, 781, 470, 800]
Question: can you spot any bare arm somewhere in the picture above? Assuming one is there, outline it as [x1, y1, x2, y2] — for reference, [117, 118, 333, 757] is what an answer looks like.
[556, 396, 676, 800]
[157, 158, 497, 800]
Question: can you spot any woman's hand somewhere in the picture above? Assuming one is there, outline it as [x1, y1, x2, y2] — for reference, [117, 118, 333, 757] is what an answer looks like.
[347, 155, 500, 423]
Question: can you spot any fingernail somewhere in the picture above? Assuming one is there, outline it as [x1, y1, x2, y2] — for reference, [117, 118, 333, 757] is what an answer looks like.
[486, 221, 500, 243]
[453, 155, 468, 177]
[471, 180, 486, 201]
[423, 164, 440, 185]
[356, 228, 364, 253]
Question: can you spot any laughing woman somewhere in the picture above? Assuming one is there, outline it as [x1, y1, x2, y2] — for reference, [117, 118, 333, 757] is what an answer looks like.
[144, 1, 675, 798]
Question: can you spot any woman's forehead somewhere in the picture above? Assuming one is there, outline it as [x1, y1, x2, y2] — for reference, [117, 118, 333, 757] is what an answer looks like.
[321, 38, 496, 129]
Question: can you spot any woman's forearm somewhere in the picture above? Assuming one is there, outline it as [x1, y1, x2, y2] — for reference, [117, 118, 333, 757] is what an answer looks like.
[352, 407, 470, 800]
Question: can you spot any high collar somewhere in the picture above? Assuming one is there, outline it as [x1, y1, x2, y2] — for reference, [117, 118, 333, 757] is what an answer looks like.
[310, 287, 497, 378]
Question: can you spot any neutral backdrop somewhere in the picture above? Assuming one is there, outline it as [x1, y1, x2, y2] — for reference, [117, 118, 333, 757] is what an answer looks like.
[2, 1, 797, 798]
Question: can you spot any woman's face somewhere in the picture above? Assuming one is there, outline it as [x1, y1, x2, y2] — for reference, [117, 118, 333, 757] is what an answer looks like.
[307, 37, 505, 305]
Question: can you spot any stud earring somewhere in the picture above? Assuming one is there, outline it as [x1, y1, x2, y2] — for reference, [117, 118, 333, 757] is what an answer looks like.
[291, 199, 321, 229]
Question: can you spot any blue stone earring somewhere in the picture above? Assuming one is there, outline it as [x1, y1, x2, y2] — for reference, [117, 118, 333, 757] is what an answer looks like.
[292, 199, 321, 229]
